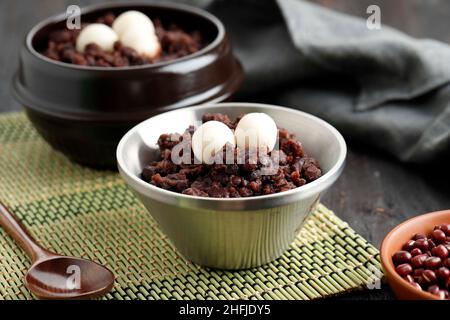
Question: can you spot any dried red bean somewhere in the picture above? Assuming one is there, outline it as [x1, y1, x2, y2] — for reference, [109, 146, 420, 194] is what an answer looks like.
[392, 251, 412, 265]
[411, 254, 428, 268]
[438, 224, 450, 236]
[396, 264, 413, 277]
[432, 229, 447, 244]
[425, 256, 442, 269]
[437, 267, 450, 281]
[417, 275, 427, 287]
[414, 238, 429, 251]
[410, 248, 422, 256]
[431, 244, 449, 260]
[403, 240, 416, 252]
[413, 233, 427, 240]
[404, 274, 415, 284]
[445, 258, 450, 268]
[413, 268, 425, 280]
[428, 239, 437, 250]
[422, 270, 437, 285]
[428, 284, 440, 295]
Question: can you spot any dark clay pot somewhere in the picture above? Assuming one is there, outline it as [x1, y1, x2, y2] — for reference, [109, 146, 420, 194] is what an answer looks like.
[12, 2, 244, 169]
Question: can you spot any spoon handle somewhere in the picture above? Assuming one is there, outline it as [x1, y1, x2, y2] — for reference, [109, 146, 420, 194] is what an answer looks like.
[0, 202, 51, 262]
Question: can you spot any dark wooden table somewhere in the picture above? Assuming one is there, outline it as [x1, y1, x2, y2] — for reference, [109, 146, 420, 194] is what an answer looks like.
[1, 0, 449, 300]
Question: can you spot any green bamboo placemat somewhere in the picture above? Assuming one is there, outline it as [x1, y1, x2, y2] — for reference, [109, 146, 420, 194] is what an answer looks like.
[0, 112, 382, 300]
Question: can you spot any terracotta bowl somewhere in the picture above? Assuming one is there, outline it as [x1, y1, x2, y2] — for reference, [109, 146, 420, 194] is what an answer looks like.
[11, 2, 243, 169]
[380, 209, 450, 300]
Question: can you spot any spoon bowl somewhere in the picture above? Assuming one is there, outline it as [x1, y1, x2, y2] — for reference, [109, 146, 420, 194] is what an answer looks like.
[0, 202, 115, 299]
[25, 256, 115, 299]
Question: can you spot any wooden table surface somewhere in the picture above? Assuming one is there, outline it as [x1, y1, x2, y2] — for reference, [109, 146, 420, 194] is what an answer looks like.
[0, 0, 449, 300]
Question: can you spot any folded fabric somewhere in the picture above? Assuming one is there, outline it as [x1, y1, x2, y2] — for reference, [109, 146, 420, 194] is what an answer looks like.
[206, 0, 450, 164]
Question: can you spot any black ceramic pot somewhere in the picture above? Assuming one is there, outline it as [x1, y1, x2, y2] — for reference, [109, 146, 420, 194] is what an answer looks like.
[12, 2, 244, 169]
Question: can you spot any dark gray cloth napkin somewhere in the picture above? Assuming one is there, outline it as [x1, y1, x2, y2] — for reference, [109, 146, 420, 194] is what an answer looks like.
[205, 0, 450, 164]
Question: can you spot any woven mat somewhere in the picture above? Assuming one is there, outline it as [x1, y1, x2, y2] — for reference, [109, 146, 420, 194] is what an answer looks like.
[0, 112, 382, 300]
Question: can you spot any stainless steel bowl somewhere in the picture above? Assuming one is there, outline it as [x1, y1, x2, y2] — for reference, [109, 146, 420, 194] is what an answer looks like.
[117, 103, 347, 269]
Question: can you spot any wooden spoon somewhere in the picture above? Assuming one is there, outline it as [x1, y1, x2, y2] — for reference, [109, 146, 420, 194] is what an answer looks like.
[0, 202, 114, 299]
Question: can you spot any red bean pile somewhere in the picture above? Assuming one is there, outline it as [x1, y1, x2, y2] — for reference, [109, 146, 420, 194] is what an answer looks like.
[393, 224, 450, 299]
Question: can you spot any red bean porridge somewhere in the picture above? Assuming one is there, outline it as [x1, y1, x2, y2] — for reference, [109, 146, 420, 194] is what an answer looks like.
[40, 12, 203, 67]
[141, 113, 323, 198]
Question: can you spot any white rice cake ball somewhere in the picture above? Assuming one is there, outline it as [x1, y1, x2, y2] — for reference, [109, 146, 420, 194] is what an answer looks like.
[192, 121, 236, 164]
[121, 31, 161, 58]
[235, 113, 278, 152]
[76, 23, 118, 53]
[112, 10, 155, 37]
